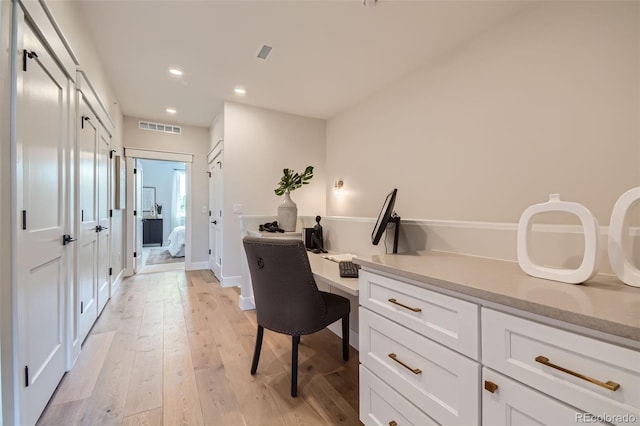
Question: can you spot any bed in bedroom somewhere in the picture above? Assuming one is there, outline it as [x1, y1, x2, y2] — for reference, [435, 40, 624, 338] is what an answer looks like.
[167, 225, 186, 257]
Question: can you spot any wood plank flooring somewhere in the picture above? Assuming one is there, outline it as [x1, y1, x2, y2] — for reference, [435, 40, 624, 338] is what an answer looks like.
[38, 270, 361, 426]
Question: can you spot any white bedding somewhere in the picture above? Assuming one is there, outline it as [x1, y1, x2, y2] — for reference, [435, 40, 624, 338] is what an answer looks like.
[167, 225, 186, 257]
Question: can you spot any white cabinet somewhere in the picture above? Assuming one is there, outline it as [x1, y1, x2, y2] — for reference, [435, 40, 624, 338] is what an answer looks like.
[482, 308, 640, 425]
[359, 269, 640, 426]
[359, 270, 481, 425]
[482, 368, 607, 425]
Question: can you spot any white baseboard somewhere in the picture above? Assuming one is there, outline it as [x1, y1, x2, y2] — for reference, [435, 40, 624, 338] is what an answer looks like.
[111, 270, 124, 294]
[186, 261, 209, 271]
[239, 295, 255, 311]
[326, 322, 359, 351]
[222, 275, 241, 288]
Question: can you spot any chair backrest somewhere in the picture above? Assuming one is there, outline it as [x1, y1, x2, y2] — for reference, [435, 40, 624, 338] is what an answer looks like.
[243, 236, 327, 334]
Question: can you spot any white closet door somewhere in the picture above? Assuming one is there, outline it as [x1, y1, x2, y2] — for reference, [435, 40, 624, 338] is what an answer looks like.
[16, 22, 68, 426]
[134, 162, 144, 272]
[78, 98, 98, 342]
[96, 126, 110, 314]
[211, 156, 223, 277]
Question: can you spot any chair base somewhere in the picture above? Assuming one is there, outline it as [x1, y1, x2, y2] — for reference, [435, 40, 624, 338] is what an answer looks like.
[250, 319, 350, 397]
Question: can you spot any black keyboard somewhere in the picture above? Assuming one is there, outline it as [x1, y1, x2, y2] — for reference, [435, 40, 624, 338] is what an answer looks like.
[339, 261, 359, 278]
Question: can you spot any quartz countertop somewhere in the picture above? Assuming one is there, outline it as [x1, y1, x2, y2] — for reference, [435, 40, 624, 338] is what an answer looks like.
[353, 251, 640, 345]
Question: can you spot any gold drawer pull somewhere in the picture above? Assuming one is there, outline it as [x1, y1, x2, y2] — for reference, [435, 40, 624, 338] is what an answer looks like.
[389, 422, 398, 426]
[484, 380, 499, 393]
[388, 353, 422, 374]
[388, 298, 421, 312]
[535, 356, 620, 391]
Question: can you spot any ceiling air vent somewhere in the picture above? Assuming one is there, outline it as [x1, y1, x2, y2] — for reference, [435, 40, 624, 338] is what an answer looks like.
[256, 44, 272, 60]
[139, 121, 181, 134]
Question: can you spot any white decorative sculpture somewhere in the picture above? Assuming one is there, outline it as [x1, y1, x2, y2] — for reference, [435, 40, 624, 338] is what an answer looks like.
[608, 187, 640, 287]
[517, 194, 600, 284]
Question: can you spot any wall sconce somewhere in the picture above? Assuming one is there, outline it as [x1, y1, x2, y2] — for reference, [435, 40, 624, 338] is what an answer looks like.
[333, 179, 344, 195]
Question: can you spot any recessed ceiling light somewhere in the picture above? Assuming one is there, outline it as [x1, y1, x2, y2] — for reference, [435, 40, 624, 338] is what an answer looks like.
[234, 87, 247, 96]
[166, 107, 177, 114]
[169, 67, 183, 76]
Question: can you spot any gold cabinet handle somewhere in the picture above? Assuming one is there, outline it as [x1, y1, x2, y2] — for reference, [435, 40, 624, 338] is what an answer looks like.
[388, 298, 421, 312]
[389, 422, 398, 426]
[388, 353, 422, 374]
[535, 356, 620, 391]
[484, 380, 498, 393]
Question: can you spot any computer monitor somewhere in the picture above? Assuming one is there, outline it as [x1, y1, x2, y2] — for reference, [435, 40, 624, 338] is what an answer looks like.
[371, 188, 401, 254]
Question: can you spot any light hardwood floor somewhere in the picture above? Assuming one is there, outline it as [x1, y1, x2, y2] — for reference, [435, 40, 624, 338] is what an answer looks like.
[38, 270, 361, 426]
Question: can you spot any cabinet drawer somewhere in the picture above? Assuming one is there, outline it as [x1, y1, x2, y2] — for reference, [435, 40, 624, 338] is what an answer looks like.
[483, 367, 607, 425]
[360, 308, 480, 426]
[359, 270, 479, 359]
[360, 365, 437, 426]
[482, 308, 640, 423]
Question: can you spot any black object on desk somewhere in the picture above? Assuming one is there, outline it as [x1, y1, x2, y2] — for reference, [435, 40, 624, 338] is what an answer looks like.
[339, 261, 359, 278]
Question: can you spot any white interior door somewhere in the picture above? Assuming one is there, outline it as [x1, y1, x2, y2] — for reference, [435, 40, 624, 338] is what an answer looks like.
[96, 127, 110, 313]
[78, 98, 98, 342]
[16, 22, 68, 426]
[208, 161, 215, 272]
[210, 157, 223, 278]
[134, 162, 144, 272]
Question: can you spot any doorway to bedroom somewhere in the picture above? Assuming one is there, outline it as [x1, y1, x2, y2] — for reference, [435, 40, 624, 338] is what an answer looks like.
[137, 158, 187, 273]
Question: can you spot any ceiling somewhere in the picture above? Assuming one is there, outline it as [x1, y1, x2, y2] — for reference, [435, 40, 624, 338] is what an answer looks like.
[77, 1, 530, 128]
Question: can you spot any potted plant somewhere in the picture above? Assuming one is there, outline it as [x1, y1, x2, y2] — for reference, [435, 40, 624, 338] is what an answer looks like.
[274, 166, 313, 231]
[155, 203, 163, 218]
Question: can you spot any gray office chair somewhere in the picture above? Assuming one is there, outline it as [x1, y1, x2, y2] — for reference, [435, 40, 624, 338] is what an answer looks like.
[242, 236, 350, 397]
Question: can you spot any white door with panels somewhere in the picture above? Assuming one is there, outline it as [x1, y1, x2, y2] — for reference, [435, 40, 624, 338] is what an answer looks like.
[77, 99, 99, 343]
[134, 161, 144, 272]
[209, 155, 223, 278]
[16, 21, 69, 426]
[96, 126, 111, 314]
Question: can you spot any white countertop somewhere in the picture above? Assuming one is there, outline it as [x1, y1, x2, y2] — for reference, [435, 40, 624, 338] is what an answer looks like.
[353, 250, 640, 345]
[307, 252, 359, 296]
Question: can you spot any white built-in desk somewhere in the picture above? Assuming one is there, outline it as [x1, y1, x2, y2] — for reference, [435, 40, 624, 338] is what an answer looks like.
[354, 250, 640, 426]
[307, 252, 359, 296]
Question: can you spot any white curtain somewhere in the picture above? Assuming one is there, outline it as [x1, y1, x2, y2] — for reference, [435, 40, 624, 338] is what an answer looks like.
[171, 170, 185, 231]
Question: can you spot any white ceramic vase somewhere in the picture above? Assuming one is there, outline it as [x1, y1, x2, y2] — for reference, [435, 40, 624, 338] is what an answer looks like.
[277, 190, 297, 232]
[608, 186, 640, 287]
[517, 194, 600, 284]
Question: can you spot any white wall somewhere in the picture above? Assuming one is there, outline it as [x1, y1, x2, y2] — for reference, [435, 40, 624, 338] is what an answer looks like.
[123, 117, 210, 263]
[44, 1, 120, 122]
[220, 102, 326, 283]
[327, 1, 639, 228]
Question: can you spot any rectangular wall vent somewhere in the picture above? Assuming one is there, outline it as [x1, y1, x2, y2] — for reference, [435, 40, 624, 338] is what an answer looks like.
[139, 121, 181, 134]
[256, 44, 272, 60]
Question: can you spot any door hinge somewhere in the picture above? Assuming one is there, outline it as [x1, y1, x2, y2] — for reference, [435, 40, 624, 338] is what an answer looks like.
[133, 252, 137, 258]
[208, 249, 211, 255]
[109, 150, 115, 159]
[24, 366, 29, 387]
[133, 168, 137, 175]
[22, 210, 27, 230]
[219, 210, 222, 217]
[80, 301, 84, 314]
[133, 210, 137, 217]
[207, 171, 211, 178]
[109, 267, 113, 276]
[22, 49, 38, 72]
[81, 209, 84, 222]
[110, 209, 113, 218]
[209, 210, 211, 217]
[81, 115, 90, 129]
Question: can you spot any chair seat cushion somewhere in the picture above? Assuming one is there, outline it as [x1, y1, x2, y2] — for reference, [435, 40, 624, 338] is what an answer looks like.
[319, 291, 350, 328]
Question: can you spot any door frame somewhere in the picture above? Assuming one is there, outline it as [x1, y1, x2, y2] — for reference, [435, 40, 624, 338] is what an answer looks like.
[124, 148, 193, 276]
